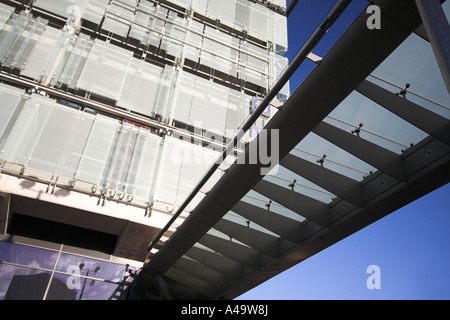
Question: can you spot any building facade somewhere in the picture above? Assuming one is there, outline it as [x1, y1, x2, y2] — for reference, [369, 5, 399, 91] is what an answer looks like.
[0, 0, 288, 300]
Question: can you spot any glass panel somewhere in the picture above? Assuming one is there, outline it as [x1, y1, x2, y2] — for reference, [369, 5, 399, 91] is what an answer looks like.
[327, 91, 429, 154]
[118, 58, 164, 116]
[264, 166, 336, 204]
[293, 132, 377, 181]
[47, 273, 120, 300]
[219, 0, 237, 27]
[21, 27, 63, 82]
[127, 129, 162, 201]
[84, 0, 110, 24]
[102, 16, 131, 38]
[34, 0, 109, 25]
[205, 81, 228, 137]
[76, 39, 133, 101]
[370, 32, 450, 119]
[101, 122, 159, 198]
[171, 70, 196, 125]
[0, 242, 57, 269]
[184, 19, 203, 62]
[50, 252, 128, 300]
[273, 10, 287, 51]
[188, 76, 209, 128]
[270, 52, 290, 100]
[55, 253, 127, 282]
[202, 26, 237, 76]
[192, 0, 208, 14]
[0, 94, 54, 167]
[0, 13, 47, 70]
[153, 65, 177, 121]
[154, 136, 220, 206]
[242, 189, 305, 223]
[154, 136, 185, 205]
[0, 264, 53, 300]
[0, 3, 14, 31]
[224, 89, 252, 138]
[206, 0, 220, 19]
[26, 104, 82, 176]
[176, 142, 221, 206]
[0, 84, 24, 149]
[162, 15, 187, 60]
[58, 34, 93, 89]
[248, 2, 269, 41]
[235, 0, 250, 32]
[76, 114, 117, 185]
[56, 108, 96, 180]
[240, 41, 268, 89]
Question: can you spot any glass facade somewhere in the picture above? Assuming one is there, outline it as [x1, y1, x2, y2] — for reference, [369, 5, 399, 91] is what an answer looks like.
[0, 242, 137, 300]
[0, 0, 286, 210]
[0, 0, 288, 299]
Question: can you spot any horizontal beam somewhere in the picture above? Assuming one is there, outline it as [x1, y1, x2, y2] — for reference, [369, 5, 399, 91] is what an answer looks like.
[356, 80, 450, 145]
[198, 233, 262, 270]
[173, 257, 228, 289]
[185, 246, 245, 282]
[280, 153, 365, 207]
[213, 218, 280, 258]
[231, 201, 303, 244]
[252, 179, 331, 228]
[312, 121, 407, 181]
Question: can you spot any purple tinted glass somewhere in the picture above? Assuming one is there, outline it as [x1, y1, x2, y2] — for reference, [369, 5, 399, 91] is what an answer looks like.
[0, 242, 57, 270]
[49, 273, 122, 300]
[55, 252, 128, 282]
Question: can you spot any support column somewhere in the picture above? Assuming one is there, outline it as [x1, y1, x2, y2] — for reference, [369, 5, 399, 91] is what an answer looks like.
[415, 0, 450, 94]
[0, 193, 11, 235]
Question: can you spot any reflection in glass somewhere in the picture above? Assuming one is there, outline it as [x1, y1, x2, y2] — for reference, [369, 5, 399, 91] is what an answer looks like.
[55, 252, 127, 283]
[49, 273, 120, 300]
[0, 264, 52, 300]
[0, 242, 57, 270]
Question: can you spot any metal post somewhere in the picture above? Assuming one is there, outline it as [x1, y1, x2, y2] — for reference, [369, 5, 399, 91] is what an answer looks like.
[415, 0, 450, 94]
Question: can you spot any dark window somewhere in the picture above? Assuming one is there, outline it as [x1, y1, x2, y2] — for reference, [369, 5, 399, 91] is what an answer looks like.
[7, 214, 117, 255]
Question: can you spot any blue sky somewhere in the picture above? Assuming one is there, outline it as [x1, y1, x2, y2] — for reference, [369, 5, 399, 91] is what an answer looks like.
[237, 0, 450, 300]
[238, 182, 450, 300]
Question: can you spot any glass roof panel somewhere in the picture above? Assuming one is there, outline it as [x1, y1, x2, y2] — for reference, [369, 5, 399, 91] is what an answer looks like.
[263, 167, 335, 204]
[369, 28, 450, 118]
[292, 132, 377, 181]
[242, 189, 306, 223]
[326, 91, 429, 154]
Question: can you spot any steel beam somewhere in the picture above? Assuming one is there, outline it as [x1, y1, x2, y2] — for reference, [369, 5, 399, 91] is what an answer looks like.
[152, 272, 172, 300]
[415, 0, 450, 93]
[213, 218, 280, 258]
[198, 233, 262, 270]
[164, 267, 217, 298]
[0, 192, 10, 235]
[313, 121, 407, 181]
[280, 153, 365, 207]
[356, 80, 450, 145]
[231, 201, 303, 244]
[173, 257, 228, 289]
[185, 246, 245, 282]
[252, 179, 331, 228]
